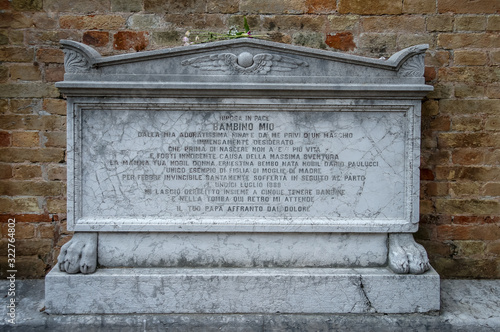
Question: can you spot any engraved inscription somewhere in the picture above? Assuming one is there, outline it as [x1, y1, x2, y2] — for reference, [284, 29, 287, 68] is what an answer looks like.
[81, 110, 406, 222]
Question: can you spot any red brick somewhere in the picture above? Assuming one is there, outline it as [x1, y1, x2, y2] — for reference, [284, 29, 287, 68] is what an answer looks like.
[44, 0, 110, 12]
[424, 67, 436, 82]
[11, 0, 42, 11]
[435, 166, 500, 181]
[38, 223, 55, 238]
[452, 117, 483, 131]
[436, 199, 499, 215]
[59, 15, 126, 30]
[0, 214, 52, 223]
[438, 33, 500, 49]
[433, 257, 498, 279]
[0, 13, 32, 29]
[452, 149, 486, 165]
[0, 180, 65, 196]
[0, 197, 41, 213]
[240, 0, 306, 14]
[362, 16, 425, 32]
[485, 116, 500, 131]
[83, 31, 110, 47]
[9, 64, 41, 81]
[403, 0, 435, 14]
[420, 200, 434, 214]
[429, 116, 450, 131]
[325, 32, 356, 51]
[0, 164, 11, 179]
[454, 50, 488, 66]
[339, 0, 402, 15]
[0, 83, 60, 98]
[440, 99, 500, 115]
[43, 132, 66, 148]
[0, 131, 10, 147]
[0, 0, 11, 10]
[438, 0, 500, 14]
[485, 149, 500, 166]
[483, 183, 500, 196]
[47, 165, 66, 181]
[455, 85, 486, 99]
[328, 15, 360, 31]
[421, 150, 451, 167]
[450, 182, 481, 197]
[36, 48, 64, 64]
[487, 16, 500, 31]
[25, 30, 82, 47]
[12, 131, 39, 147]
[263, 15, 326, 31]
[427, 15, 453, 32]
[0, 114, 66, 131]
[420, 214, 453, 225]
[9, 99, 41, 114]
[0, 65, 8, 83]
[486, 241, 500, 255]
[455, 15, 487, 32]
[424, 182, 449, 197]
[45, 65, 65, 83]
[145, 0, 208, 14]
[13, 223, 35, 239]
[421, 168, 434, 180]
[32, 12, 58, 29]
[0, 148, 65, 163]
[113, 31, 149, 51]
[306, 0, 336, 14]
[13, 165, 42, 179]
[207, 0, 239, 14]
[453, 216, 500, 224]
[438, 133, 499, 148]
[43, 99, 66, 115]
[422, 100, 438, 116]
[439, 67, 500, 84]
[47, 198, 66, 213]
[417, 239, 453, 257]
[0, 47, 34, 62]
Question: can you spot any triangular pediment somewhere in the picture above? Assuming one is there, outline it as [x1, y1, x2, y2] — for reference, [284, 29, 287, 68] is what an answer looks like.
[58, 38, 431, 97]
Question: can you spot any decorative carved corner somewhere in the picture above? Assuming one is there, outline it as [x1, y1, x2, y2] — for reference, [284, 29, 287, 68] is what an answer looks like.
[60, 40, 101, 74]
[63, 49, 92, 73]
[181, 52, 308, 75]
[394, 45, 427, 78]
[397, 53, 425, 78]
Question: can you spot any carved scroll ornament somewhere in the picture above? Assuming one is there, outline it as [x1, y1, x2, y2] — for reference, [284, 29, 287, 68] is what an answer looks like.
[63, 49, 92, 73]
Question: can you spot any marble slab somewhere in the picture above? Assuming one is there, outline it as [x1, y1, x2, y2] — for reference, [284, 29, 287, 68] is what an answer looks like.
[69, 102, 420, 233]
[98, 233, 388, 268]
[45, 266, 440, 314]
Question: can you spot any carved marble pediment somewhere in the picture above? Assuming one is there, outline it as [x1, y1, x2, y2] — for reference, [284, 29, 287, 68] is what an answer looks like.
[58, 39, 431, 98]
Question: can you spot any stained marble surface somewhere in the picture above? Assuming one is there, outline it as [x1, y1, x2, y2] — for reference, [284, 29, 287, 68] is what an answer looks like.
[44, 266, 440, 314]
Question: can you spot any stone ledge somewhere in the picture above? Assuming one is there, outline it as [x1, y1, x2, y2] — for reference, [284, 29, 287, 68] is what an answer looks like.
[1, 278, 499, 331]
[44, 266, 440, 314]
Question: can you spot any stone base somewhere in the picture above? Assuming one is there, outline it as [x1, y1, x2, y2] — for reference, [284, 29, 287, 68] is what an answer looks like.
[45, 266, 440, 314]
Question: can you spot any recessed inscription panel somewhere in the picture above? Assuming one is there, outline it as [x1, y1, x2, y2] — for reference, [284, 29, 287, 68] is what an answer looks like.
[79, 108, 407, 227]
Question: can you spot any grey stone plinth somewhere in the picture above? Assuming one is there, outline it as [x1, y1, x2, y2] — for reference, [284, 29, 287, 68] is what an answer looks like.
[45, 266, 440, 314]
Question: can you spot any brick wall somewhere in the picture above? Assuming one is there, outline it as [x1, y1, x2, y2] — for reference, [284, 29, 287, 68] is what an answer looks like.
[0, 0, 498, 278]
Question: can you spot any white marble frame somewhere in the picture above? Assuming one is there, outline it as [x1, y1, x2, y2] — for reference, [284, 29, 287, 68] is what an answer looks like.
[67, 99, 420, 233]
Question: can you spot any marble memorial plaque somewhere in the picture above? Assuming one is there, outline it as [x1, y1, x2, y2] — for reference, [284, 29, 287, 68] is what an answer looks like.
[75, 104, 414, 232]
[47, 39, 439, 315]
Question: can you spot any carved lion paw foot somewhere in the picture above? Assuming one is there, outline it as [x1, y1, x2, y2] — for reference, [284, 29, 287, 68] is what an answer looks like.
[388, 233, 430, 274]
[58, 232, 97, 274]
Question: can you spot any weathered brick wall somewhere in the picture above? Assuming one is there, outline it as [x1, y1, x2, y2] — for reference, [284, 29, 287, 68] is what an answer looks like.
[0, 0, 498, 278]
